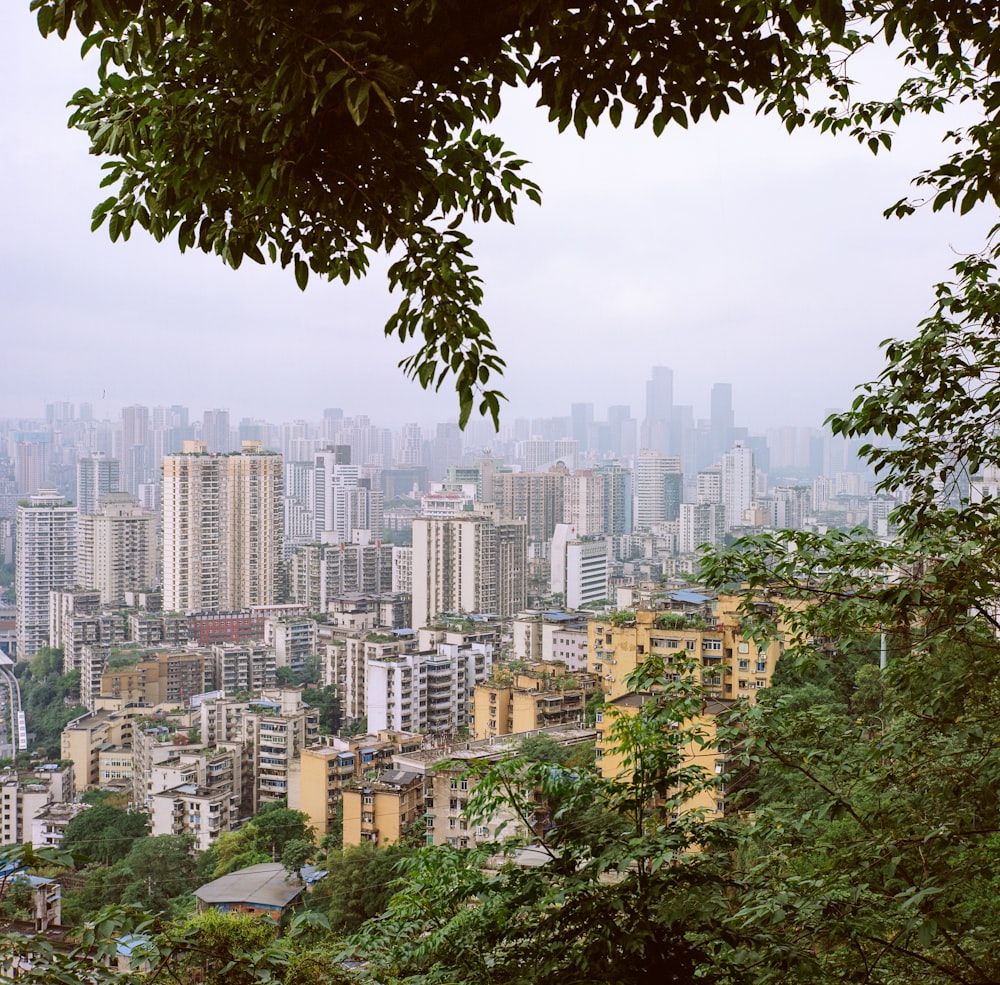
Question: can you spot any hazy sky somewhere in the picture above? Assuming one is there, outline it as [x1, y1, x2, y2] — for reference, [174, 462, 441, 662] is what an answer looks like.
[2, 8, 993, 433]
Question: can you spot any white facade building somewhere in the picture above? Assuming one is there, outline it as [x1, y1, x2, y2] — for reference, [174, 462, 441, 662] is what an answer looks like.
[16, 491, 77, 658]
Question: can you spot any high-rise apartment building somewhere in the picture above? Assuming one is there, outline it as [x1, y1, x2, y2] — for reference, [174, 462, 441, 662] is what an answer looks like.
[493, 471, 564, 541]
[633, 450, 683, 531]
[77, 492, 158, 606]
[562, 470, 605, 536]
[722, 440, 755, 528]
[411, 513, 527, 626]
[76, 453, 121, 515]
[313, 447, 383, 543]
[16, 491, 77, 658]
[163, 441, 283, 613]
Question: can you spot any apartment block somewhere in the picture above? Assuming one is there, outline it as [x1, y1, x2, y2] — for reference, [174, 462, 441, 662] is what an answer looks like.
[472, 668, 596, 740]
[163, 441, 283, 614]
[394, 725, 597, 849]
[588, 596, 781, 705]
[265, 616, 317, 674]
[294, 730, 423, 840]
[366, 640, 493, 734]
[342, 769, 423, 847]
[211, 642, 276, 695]
[16, 491, 77, 658]
[0, 765, 76, 847]
[76, 492, 157, 606]
[411, 513, 526, 626]
[99, 649, 211, 706]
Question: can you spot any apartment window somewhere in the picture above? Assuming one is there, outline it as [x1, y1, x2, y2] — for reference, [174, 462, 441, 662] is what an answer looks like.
[756, 660, 768, 673]
[363, 795, 374, 805]
[738, 659, 749, 671]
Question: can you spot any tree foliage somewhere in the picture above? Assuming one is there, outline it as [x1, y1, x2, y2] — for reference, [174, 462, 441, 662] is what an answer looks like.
[31, 0, 1000, 423]
[61, 803, 149, 867]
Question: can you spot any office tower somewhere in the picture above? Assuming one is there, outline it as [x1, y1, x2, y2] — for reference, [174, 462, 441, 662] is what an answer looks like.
[396, 423, 423, 468]
[119, 404, 151, 493]
[550, 523, 609, 608]
[431, 422, 464, 481]
[634, 450, 683, 531]
[606, 405, 637, 459]
[16, 491, 77, 658]
[77, 453, 121, 515]
[641, 366, 673, 453]
[411, 513, 526, 626]
[710, 383, 734, 432]
[570, 403, 594, 454]
[722, 440, 755, 528]
[313, 447, 383, 543]
[77, 492, 158, 606]
[163, 440, 283, 613]
[201, 408, 232, 454]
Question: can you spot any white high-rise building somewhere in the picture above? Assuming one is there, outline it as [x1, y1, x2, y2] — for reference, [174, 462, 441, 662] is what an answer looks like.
[16, 491, 77, 658]
[163, 441, 283, 613]
[411, 513, 526, 627]
[77, 453, 121, 516]
[634, 450, 682, 531]
[367, 641, 493, 733]
[77, 492, 158, 606]
[563, 470, 605, 536]
[550, 524, 609, 608]
[313, 448, 383, 543]
[722, 440, 755, 528]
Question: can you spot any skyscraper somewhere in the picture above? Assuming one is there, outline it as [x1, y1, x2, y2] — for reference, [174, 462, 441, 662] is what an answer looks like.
[163, 441, 283, 613]
[16, 491, 77, 658]
[641, 366, 673, 453]
[201, 409, 233, 454]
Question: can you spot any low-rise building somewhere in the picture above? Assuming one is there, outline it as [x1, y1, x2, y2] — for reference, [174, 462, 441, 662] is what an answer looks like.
[193, 862, 307, 920]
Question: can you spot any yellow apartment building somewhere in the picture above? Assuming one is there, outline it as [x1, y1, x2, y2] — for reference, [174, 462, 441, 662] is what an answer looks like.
[471, 666, 598, 739]
[342, 769, 424, 847]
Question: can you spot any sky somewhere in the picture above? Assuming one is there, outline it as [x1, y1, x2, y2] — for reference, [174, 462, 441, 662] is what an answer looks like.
[1, 7, 993, 434]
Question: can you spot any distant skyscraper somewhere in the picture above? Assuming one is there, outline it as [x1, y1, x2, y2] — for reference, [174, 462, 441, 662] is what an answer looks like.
[570, 403, 594, 454]
[13, 432, 52, 496]
[641, 366, 674, 453]
[16, 490, 77, 658]
[77, 453, 121, 515]
[710, 383, 735, 432]
[201, 409, 232, 454]
[163, 440, 283, 613]
[119, 404, 151, 494]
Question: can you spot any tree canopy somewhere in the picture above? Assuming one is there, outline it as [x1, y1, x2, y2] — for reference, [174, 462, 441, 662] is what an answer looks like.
[31, 0, 1000, 422]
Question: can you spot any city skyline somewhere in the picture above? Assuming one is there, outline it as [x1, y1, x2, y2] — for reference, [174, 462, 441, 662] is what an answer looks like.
[6, 8, 992, 432]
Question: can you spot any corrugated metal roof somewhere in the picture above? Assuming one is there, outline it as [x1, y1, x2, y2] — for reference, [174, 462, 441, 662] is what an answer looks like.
[193, 862, 305, 909]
